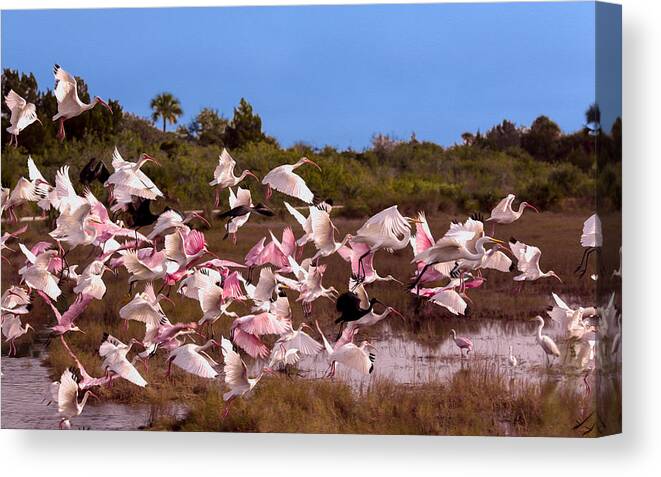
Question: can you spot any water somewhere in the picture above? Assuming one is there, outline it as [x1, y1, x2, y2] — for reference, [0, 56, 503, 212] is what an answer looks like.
[2, 318, 593, 430]
[1, 351, 168, 431]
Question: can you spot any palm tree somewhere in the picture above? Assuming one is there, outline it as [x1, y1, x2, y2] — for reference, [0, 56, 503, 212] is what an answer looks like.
[150, 93, 183, 132]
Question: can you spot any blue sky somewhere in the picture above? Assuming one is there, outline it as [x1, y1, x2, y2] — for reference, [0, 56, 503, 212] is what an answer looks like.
[1, 2, 607, 149]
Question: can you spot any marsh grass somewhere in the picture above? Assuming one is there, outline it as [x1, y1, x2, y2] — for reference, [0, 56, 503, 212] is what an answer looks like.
[1, 210, 613, 435]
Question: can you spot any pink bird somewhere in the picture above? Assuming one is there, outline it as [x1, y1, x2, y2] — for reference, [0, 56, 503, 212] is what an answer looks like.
[37, 290, 93, 335]
[450, 329, 473, 358]
[408, 212, 455, 286]
[230, 312, 291, 359]
[337, 241, 402, 288]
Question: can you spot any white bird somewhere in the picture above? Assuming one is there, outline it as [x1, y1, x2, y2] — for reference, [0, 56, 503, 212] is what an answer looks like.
[509, 238, 562, 286]
[52, 64, 112, 141]
[105, 148, 163, 209]
[351, 205, 416, 282]
[119, 282, 171, 328]
[51, 368, 98, 429]
[220, 337, 274, 416]
[209, 148, 258, 206]
[147, 209, 209, 241]
[487, 194, 538, 230]
[262, 156, 321, 203]
[508, 345, 518, 368]
[532, 315, 561, 367]
[72, 260, 111, 300]
[268, 322, 323, 368]
[99, 334, 148, 387]
[315, 321, 376, 377]
[344, 284, 404, 332]
[167, 339, 220, 379]
[3, 159, 50, 221]
[118, 248, 178, 285]
[1, 285, 31, 313]
[197, 288, 239, 328]
[1, 314, 34, 356]
[576, 213, 603, 277]
[17, 243, 62, 300]
[4, 90, 41, 147]
[309, 206, 352, 261]
[223, 187, 254, 244]
[277, 256, 338, 316]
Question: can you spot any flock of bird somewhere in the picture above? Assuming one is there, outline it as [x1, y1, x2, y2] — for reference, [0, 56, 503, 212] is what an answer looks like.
[1, 65, 619, 430]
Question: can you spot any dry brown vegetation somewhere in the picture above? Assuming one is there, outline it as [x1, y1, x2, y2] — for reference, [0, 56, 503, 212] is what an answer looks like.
[2, 210, 617, 435]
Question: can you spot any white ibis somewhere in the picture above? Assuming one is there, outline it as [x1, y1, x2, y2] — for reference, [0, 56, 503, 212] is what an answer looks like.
[531, 315, 561, 367]
[509, 238, 562, 289]
[220, 337, 274, 416]
[72, 260, 111, 300]
[18, 243, 62, 301]
[167, 339, 220, 379]
[52, 64, 112, 141]
[576, 213, 603, 277]
[51, 368, 98, 429]
[308, 206, 352, 261]
[4, 89, 41, 147]
[262, 156, 321, 203]
[99, 334, 148, 387]
[486, 193, 538, 233]
[209, 148, 258, 206]
[315, 321, 376, 377]
[105, 148, 163, 208]
[351, 206, 417, 282]
[268, 322, 323, 368]
[147, 209, 209, 241]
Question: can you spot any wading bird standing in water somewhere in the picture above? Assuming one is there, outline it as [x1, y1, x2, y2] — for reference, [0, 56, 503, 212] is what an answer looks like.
[209, 148, 259, 206]
[4, 89, 41, 147]
[450, 329, 473, 358]
[262, 157, 321, 203]
[52, 64, 112, 141]
[531, 315, 561, 367]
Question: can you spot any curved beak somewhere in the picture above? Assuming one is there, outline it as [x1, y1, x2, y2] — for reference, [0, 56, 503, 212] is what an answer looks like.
[143, 154, 160, 166]
[303, 158, 322, 171]
[246, 170, 259, 181]
[192, 212, 211, 228]
[36, 117, 43, 126]
[526, 204, 540, 213]
[98, 98, 113, 114]
[554, 274, 563, 283]
[389, 307, 405, 321]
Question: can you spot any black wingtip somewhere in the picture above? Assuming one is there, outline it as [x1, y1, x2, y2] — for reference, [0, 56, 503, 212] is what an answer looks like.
[102, 332, 109, 343]
[509, 236, 517, 244]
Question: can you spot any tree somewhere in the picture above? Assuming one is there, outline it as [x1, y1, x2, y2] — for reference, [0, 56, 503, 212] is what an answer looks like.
[485, 120, 521, 150]
[150, 92, 183, 132]
[189, 107, 228, 146]
[522, 115, 562, 161]
[223, 98, 268, 149]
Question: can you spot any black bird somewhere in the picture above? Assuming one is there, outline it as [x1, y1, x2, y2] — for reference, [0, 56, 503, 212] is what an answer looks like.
[79, 157, 110, 185]
[216, 203, 274, 241]
[126, 198, 159, 229]
[334, 291, 381, 339]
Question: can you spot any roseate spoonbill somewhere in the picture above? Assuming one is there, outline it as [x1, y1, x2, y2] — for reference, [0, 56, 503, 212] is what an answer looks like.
[309, 206, 352, 261]
[351, 205, 417, 282]
[509, 238, 562, 289]
[410, 236, 504, 291]
[221, 337, 274, 416]
[315, 321, 376, 377]
[575, 213, 603, 277]
[167, 339, 221, 379]
[229, 309, 290, 359]
[1, 315, 33, 356]
[408, 212, 455, 284]
[268, 322, 323, 368]
[531, 315, 561, 367]
[37, 290, 92, 335]
[105, 148, 162, 206]
[148, 209, 209, 241]
[450, 329, 473, 357]
[79, 156, 110, 185]
[262, 156, 321, 203]
[52, 64, 112, 141]
[1, 285, 31, 313]
[246, 228, 297, 271]
[508, 345, 518, 368]
[18, 243, 62, 300]
[51, 368, 98, 429]
[209, 148, 258, 206]
[164, 227, 209, 271]
[99, 333, 148, 387]
[337, 241, 402, 290]
[4, 89, 41, 147]
[486, 193, 539, 234]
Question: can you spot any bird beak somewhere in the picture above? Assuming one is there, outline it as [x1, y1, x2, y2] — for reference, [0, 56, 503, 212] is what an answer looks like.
[389, 308, 405, 321]
[490, 238, 506, 245]
[193, 212, 211, 228]
[554, 274, 563, 283]
[526, 204, 540, 213]
[246, 171, 259, 180]
[36, 117, 43, 126]
[143, 154, 160, 166]
[304, 158, 322, 171]
[407, 217, 423, 224]
[98, 98, 113, 114]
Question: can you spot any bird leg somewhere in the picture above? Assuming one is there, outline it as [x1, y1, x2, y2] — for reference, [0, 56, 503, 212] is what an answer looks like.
[214, 188, 220, 208]
[575, 247, 598, 278]
[56, 118, 66, 141]
[221, 398, 234, 419]
[408, 261, 440, 292]
[264, 184, 272, 202]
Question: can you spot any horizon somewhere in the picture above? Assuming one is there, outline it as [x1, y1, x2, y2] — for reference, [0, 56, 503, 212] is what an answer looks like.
[1, 3, 611, 149]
